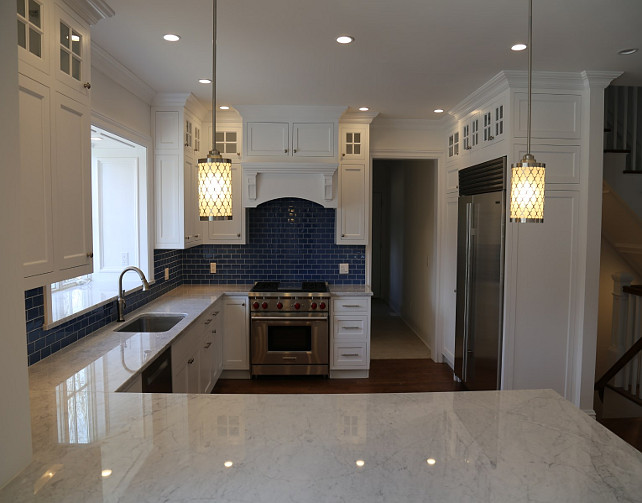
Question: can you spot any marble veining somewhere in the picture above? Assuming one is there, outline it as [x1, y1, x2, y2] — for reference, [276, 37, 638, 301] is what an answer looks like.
[3, 389, 642, 502]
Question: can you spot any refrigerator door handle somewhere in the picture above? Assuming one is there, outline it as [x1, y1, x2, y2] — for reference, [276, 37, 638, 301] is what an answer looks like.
[462, 201, 474, 382]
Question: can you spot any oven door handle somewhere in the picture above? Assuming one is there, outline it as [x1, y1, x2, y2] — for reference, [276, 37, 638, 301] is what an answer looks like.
[251, 316, 328, 321]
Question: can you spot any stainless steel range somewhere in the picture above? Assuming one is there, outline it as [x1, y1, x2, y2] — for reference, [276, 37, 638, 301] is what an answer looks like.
[249, 281, 330, 376]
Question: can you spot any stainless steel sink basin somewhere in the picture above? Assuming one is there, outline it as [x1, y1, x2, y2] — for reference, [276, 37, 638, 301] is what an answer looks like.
[115, 313, 186, 333]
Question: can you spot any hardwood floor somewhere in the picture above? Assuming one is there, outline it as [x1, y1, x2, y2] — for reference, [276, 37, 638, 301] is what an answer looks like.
[599, 417, 642, 453]
[211, 359, 463, 394]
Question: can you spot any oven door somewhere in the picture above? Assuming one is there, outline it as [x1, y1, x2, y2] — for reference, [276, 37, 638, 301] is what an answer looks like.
[251, 313, 329, 368]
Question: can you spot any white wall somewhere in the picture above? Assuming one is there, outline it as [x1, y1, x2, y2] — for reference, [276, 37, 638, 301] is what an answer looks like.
[596, 239, 641, 378]
[401, 160, 437, 351]
[0, 0, 32, 487]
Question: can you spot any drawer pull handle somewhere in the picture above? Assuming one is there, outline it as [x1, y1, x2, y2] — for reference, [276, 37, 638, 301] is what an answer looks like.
[282, 356, 297, 361]
[204, 319, 212, 325]
[341, 353, 359, 357]
[188, 358, 195, 364]
[342, 304, 361, 308]
[343, 326, 361, 330]
[204, 342, 212, 349]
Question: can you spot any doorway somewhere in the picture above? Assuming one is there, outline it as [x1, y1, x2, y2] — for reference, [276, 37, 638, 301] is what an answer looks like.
[371, 158, 437, 360]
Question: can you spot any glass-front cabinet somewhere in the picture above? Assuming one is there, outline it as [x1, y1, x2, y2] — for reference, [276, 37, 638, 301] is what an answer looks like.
[54, 4, 90, 101]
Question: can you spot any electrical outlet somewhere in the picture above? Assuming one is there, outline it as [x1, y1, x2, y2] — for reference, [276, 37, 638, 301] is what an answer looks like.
[210, 262, 217, 274]
[339, 263, 349, 275]
[121, 252, 129, 266]
[164, 268, 169, 280]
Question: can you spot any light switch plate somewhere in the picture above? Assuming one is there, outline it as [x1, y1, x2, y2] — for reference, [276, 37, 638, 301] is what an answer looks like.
[339, 263, 349, 274]
[210, 262, 217, 274]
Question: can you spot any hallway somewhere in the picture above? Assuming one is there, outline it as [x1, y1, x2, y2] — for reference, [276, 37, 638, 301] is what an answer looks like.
[370, 298, 432, 360]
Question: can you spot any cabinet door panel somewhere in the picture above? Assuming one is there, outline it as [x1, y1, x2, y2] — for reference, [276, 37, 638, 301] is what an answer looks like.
[293, 123, 334, 156]
[155, 111, 180, 150]
[51, 91, 91, 271]
[19, 75, 54, 278]
[154, 154, 183, 248]
[223, 298, 249, 370]
[337, 164, 367, 244]
[247, 122, 289, 156]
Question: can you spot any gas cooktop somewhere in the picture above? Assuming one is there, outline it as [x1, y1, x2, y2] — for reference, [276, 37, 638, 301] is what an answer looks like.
[250, 281, 329, 293]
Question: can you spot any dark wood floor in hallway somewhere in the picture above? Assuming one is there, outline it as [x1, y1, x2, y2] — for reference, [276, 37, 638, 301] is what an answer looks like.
[212, 359, 463, 394]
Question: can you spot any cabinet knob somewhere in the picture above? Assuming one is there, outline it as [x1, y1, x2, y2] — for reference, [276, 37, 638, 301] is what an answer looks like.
[341, 233, 345, 237]
[194, 234, 200, 238]
[284, 149, 288, 153]
[342, 153, 346, 157]
[83, 82, 91, 89]
[293, 149, 297, 153]
[188, 358, 195, 365]
[237, 233, 241, 237]
[488, 135, 494, 140]
[86, 252, 93, 258]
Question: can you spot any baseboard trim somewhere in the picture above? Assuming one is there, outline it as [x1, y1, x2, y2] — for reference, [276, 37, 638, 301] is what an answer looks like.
[442, 349, 454, 370]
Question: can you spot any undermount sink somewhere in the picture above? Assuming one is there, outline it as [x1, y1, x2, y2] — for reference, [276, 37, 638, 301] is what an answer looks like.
[115, 313, 186, 333]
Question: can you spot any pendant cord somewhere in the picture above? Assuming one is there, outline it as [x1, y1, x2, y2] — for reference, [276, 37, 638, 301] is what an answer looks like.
[211, 0, 217, 154]
[527, 0, 532, 155]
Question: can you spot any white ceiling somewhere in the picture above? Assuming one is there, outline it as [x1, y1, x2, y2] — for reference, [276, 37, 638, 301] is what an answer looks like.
[91, 0, 642, 120]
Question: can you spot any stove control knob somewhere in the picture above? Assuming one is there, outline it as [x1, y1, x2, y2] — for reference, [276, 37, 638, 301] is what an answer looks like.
[320, 302, 326, 310]
[253, 302, 260, 310]
[294, 302, 301, 310]
[262, 302, 268, 309]
[277, 302, 283, 310]
[311, 302, 317, 310]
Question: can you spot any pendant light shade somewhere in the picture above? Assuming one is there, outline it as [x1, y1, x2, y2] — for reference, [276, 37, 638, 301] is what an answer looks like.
[198, 0, 232, 221]
[509, 154, 545, 223]
[509, 0, 545, 224]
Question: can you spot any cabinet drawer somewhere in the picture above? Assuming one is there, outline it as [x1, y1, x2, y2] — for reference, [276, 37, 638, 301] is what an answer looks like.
[332, 297, 370, 313]
[333, 343, 368, 368]
[333, 316, 368, 340]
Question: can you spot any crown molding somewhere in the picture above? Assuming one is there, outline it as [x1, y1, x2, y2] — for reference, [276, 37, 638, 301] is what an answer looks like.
[370, 117, 444, 131]
[581, 71, 623, 89]
[449, 71, 511, 120]
[340, 111, 379, 124]
[91, 42, 155, 104]
[62, 0, 114, 25]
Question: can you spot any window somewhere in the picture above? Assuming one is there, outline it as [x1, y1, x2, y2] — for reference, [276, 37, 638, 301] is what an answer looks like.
[46, 126, 151, 326]
[17, 0, 43, 58]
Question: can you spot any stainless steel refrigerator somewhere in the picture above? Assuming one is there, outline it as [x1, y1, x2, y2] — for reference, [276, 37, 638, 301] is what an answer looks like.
[454, 157, 506, 390]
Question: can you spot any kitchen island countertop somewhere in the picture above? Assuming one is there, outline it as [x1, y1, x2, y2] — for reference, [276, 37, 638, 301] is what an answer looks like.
[3, 285, 642, 501]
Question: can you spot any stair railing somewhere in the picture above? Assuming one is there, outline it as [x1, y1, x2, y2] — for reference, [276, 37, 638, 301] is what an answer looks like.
[604, 86, 641, 172]
[596, 274, 642, 401]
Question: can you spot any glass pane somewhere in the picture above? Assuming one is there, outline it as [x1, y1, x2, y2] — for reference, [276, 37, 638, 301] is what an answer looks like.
[71, 31, 81, 56]
[18, 0, 26, 17]
[346, 133, 352, 143]
[28, 0, 40, 28]
[227, 142, 237, 153]
[72, 56, 80, 80]
[227, 132, 236, 141]
[60, 48, 70, 74]
[354, 145, 360, 155]
[215, 131, 224, 142]
[29, 28, 41, 57]
[60, 22, 69, 48]
[216, 142, 224, 152]
[354, 133, 360, 143]
[18, 20, 26, 48]
[346, 144, 352, 155]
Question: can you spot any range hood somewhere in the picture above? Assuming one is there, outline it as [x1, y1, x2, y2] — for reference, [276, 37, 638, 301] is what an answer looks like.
[242, 162, 338, 208]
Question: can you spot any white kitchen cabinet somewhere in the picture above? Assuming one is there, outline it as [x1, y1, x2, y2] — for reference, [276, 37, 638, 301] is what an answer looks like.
[246, 121, 334, 158]
[340, 125, 367, 162]
[18, 0, 94, 289]
[448, 129, 460, 160]
[171, 321, 201, 394]
[199, 306, 222, 393]
[331, 296, 371, 372]
[336, 163, 368, 245]
[152, 94, 207, 249]
[206, 164, 246, 243]
[223, 296, 249, 371]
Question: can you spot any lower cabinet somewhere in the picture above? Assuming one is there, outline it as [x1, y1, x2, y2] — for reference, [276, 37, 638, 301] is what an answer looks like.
[223, 296, 249, 371]
[172, 300, 223, 394]
[331, 296, 371, 372]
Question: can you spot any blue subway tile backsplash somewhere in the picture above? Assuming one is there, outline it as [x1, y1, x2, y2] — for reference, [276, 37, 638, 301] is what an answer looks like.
[25, 198, 365, 365]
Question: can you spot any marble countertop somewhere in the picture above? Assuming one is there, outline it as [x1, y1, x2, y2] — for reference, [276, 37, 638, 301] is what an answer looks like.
[329, 284, 373, 296]
[5, 284, 642, 501]
[3, 388, 642, 502]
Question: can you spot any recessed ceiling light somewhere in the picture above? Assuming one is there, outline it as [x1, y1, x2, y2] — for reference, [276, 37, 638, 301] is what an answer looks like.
[219, 106, 230, 110]
[336, 35, 354, 44]
[101, 469, 112, 477]
[224, 461, 233, 468]
[426, 458, 436, 466]
[199, 78, 212, 84]
[618, 48, 638, 55]
[355, 459, 365, 467]
[434, 108, 444, 114]
[511, 43, 527, 51]
[358, 107, 369, 111]
[163, 34, 181, 42]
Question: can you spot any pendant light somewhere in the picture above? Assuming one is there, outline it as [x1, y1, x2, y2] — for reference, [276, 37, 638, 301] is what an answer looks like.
[509, 0, 545, 223]
[198, 0, 233, 221]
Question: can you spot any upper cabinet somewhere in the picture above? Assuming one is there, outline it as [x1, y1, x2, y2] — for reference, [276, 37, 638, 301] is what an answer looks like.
[18, 0, 97, 289]
[339, 126, 366, 162]
[152, 94, 206, 249]
[246, 121, 335, 158]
